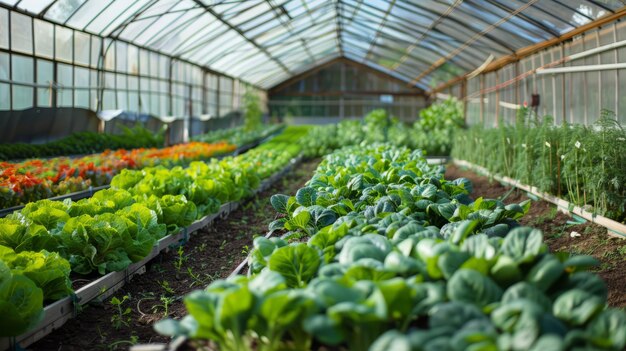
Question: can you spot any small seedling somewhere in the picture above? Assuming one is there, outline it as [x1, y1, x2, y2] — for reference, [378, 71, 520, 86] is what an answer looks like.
[110, 295, 132, 329]
[152, 296, 176, 317]
[188, 268, 220, 288]
[187, 267, 206, 288]
[174, 246, 187, 272]
[158, 280, 176, 295]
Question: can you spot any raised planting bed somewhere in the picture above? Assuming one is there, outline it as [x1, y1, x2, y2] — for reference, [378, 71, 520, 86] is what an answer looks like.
[0, 128, 307, 348]
[0, 126, 284, 214]
[453, 159, 626, 238]
[0, 128, 286, 217]
[445, 163, 626, 309]
[0, 156, 302, 351]
[135, 145, 626, 351]
[27, 158, 321, 351]
[0, 142, 236, 210]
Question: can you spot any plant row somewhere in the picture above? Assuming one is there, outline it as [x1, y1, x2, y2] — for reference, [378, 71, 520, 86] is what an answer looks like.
[0, 141, 236, 209]
[0, 125, 165, 161]
[452, 109, 626, 223]
[1, 124, 285, 209]
[0, 126, 309, 338]
[0, 121, 281, 162]
[192, 124, 283, 146]
[300, 98, 464, 158]
[157, 144, 626, 351]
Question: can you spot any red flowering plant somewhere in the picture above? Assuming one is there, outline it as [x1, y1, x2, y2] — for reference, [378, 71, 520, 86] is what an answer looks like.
[0, 141, 236, 208]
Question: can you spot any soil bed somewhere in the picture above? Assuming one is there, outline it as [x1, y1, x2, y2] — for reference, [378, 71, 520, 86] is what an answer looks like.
[446, 164, 626, 308]
[30, 158, 321, 351]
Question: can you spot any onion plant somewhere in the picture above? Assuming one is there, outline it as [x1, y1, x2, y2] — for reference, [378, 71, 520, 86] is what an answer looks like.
[452, 108, 626, 222]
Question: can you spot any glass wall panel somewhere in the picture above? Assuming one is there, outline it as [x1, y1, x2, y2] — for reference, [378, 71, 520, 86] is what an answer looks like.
[0, 9, 8, 49]
[74, 66, 90, 108]
[90, 36, 101, 68]
[55, 26, 73, 63]
[37, 59, 53, 107]
[139, 49, 150, 76]
[103, 90, 115, 109]
[11, 54, 33, 83]
[0, 52, 8, 83]
[0, 83, 9, 110]
[57, 63, 73, 107]
[12, 86, 32, 109]
[104, 38, 115, 70]
[34, 19, 54, 58]
[116, 41, 128, 73]
[74, 31, 91, 66]
[128, 45, 139, 75]
[10, 55, 34, 109]
[11, 11, 33, 54]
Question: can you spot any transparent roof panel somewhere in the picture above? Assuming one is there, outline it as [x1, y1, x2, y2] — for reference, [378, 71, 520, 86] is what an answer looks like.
[6, 0, 623, 88]
[90, 1, 151, 36]
[44, 0, 87, 23]
[16, 0, 54, 14]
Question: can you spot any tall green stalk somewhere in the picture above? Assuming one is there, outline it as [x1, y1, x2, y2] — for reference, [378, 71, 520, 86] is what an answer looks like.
[452, 109, 626, 222]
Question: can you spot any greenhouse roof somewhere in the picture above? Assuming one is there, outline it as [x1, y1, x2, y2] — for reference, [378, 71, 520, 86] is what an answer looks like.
[2, 0, 624, 90]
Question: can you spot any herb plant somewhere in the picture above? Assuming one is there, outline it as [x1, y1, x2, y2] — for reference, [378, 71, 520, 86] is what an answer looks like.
[452, 109, 626, 222]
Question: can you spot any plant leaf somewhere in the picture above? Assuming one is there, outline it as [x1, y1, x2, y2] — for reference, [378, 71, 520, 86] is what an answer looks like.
[268, 244, 320, 288]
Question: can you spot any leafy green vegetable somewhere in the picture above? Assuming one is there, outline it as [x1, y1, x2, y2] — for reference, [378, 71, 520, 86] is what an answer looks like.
[270, 194, 290, 214]
[553, 289, 604, 326]
[295, 187, 317, 207]
[0, 218, 58, 252]
[159, 144, 624, 351]
[0, 245, 72, 300]
[500, 227, 545, 263]
[447, 269, 503, 308]
[0, 261, 44, 336]
[268, 244, 320, 288]
[0, 124, 164, 161]
[586, 309, 626, 350]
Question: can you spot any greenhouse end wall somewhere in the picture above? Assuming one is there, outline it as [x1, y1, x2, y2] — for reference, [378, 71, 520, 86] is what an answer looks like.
[440, 17, 626, 127]
[268, 59, 428, 124]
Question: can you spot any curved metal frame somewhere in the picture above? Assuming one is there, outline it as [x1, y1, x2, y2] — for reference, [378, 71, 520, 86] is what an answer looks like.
[2, 0, 622, 89]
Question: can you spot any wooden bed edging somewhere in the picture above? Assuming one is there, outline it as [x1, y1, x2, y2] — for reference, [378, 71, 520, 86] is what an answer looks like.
[0, 155, 302, 351]
[127, 155, 304, 351]
[0, 129, 285, 218]
[453, 159, 626, 238]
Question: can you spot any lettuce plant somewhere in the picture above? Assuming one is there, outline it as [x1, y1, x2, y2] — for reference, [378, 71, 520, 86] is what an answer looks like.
[158, 144, 626, 351]
[0, 261, 44, 337]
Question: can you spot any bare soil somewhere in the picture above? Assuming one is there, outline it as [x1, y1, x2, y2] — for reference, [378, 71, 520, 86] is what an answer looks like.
[446, 164, 626, 308]
[30, 159, 321, 351]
